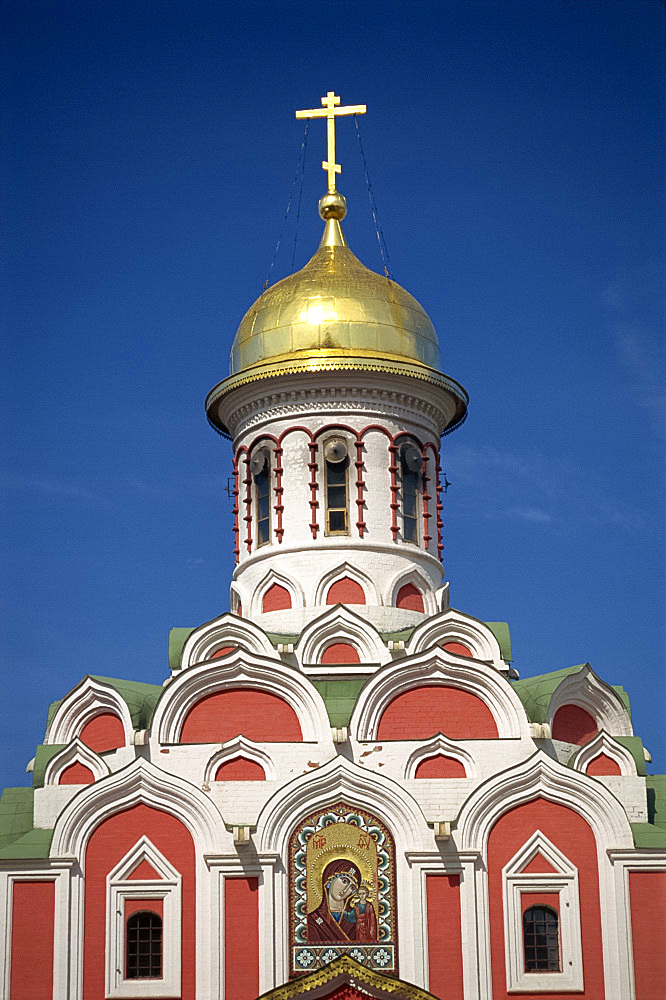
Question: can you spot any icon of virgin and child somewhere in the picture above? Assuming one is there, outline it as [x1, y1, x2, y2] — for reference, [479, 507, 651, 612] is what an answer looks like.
[306, 858, 378, 943]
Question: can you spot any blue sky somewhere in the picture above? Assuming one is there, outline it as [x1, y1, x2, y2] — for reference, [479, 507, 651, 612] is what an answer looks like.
[1, 0, 664, 788]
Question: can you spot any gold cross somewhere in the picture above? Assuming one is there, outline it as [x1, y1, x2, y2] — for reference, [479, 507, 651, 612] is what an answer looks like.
[296, 91, 367, 192]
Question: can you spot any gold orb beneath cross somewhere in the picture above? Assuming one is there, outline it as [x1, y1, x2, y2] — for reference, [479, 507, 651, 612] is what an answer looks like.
[319, 191, 347, 220]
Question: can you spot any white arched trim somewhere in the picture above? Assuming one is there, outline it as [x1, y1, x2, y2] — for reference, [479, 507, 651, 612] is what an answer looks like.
[456, 751, 634, 855]
[256, 756, 431, 855]
[45, 676, 134, 747]
[350, 646, 530, 741]
[203, 736, 276, 782]
[43, 738, 110, 786]
[404, 734, 477, 781]
[312, 560, 380, 607]
[548, 664, 633, 737]
[152, 650, 333, 745]
[180, 613, 276, 668]
[386, 566, 437, 616]
[407, 608, 505, 669]
[296, 605, 390, 668]
[50, 757, 225, 862]
[570, 731, 637, 777]
[251, 567, 305, 617]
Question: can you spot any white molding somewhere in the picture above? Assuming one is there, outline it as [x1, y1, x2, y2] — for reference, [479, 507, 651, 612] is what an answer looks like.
[152, 650, 333, 746]
[548, 665, 633, 738]
[406, 608, 505, 669]
[295, 604, 390, 667]
[203, 736, 276, 782]
[50, 758, 225, 861]
[350, 646, 530, 741]
[502, 831, 583, 992]
[571, 731, 638, 777]
[45, 677, 134, 747]
[404, 733, 477, 781]
[180, 613, 276, 669]
[256, 756, 431, 856]
[386, 565, 437, 616]
[105, 838, 182, 998]
[457, 752, 634, 854]
[312, 560, 380, 607]
[43, 738, 110, 786]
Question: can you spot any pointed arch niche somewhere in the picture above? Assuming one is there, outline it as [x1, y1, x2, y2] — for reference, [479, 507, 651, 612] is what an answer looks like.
[153, 652, 333, 746]
[547, 665, 633, 742]
[407, 608, 505, 669]
[404, 735, 476, 781]
[314, 562, 379, 608]
[296, 605, 390, 673]
[386, 567, 437, 616]
[350, 648, 528, 742]
[570, 732, 637, 777]
[252, 569, 304, 619]
[180, 613, 276, 669]
[204, 738, 276, 783]
[43, 739, 110, 787]
[45, 677, 134, 751]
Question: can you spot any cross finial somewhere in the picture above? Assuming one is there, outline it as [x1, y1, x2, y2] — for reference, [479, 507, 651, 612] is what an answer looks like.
[296, 91, 367, 192]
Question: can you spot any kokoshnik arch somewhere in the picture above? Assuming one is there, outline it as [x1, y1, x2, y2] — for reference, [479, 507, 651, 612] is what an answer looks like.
[1, 92, 664, 1000]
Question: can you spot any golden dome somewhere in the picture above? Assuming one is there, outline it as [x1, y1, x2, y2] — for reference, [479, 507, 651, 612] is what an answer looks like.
[230, 222, 441, 377]
[206, 213, 468, 436]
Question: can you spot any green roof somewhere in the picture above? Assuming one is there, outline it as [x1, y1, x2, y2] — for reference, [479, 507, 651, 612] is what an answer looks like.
[311, 677, 369, 728]
[0, 788, 35, 851]
[169, 627, 196, 670]
[47, 675, 163, 736]
[32, 745, 67, 789]
[511, 664, 631, 724]
[485, 622, 512, 662]
[0, 787, 52, 858]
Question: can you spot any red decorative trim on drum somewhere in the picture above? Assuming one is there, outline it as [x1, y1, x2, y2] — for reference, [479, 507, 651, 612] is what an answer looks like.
[273, 442, 284, 541]
[421, 445, 432, 549]
[425, 441, 443, 558]
[232, 450, 241, 564]
[354, 435, 366, 536]
[242, 451, 252, 553]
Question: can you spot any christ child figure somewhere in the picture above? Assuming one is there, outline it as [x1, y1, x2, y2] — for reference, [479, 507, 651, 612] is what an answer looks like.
[352, 882, 378, 942]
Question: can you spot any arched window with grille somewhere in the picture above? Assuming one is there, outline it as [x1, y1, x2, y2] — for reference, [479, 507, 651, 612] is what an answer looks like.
[400, 442, 421, 543]
[523, 905, 560, 973]
[252, 448, 271, 546]
[125, 910, 163, 980]
[323, 437, 349, 535]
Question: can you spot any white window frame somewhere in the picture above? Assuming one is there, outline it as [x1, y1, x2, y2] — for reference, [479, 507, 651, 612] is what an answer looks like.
[105, 837, 182, 999]
[502, 831, 583, 993]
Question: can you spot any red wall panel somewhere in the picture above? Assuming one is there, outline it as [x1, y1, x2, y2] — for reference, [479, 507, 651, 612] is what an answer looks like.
[585, 753, 621, 776]
[10, 881, 55, 1000]
[224, 878, 259, 1000]
[552, 704, 597, 745]
[215, 756, 266, 780]
[415, 753, 466, 778]
[630, 871, 666, 999]
[321, 642, 361, 664]
[83, 804, 196, 1000]
[377, 685, 499, 740]
[442, 640, 473, 657]
[262, 584, 292, 612]
[79, 712, 125, 752]
[487, 798, 605, 1000]
[396, 583, 424, 612]
[181, 688, 302, 743]
[326, 578, 366, 604]
[59, 761, 95, 784]
[426, 874, 464, 999]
